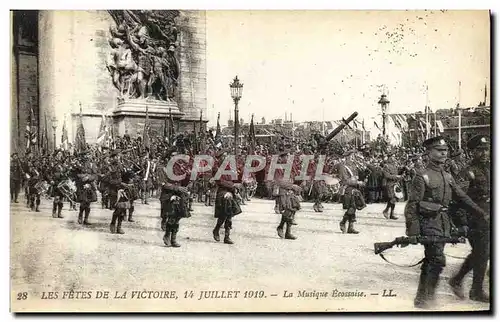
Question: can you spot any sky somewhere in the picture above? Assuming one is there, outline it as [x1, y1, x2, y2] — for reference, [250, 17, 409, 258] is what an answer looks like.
[205, 10, 490, 129]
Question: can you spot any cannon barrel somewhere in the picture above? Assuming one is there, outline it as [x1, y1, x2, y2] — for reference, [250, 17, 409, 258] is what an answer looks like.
[323, 111, 358, 143]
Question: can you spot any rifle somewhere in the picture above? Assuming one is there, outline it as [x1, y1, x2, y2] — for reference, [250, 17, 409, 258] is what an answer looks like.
[374, 235, 466, 255]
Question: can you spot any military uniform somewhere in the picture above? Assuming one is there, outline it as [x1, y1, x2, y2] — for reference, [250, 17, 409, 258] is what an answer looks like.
[10, 154, 23, 203]
[158, 151, 191, 247]
[449, 135, 490, 303]
[404, 137, 487, 309]
[75, 162, 98, 225]
[382, 155, 400, 220]
[108, 151, 128, 233]
[212, 154, 243, 245]
[338, 150, 366, 234]
[50, 164, 66, 218]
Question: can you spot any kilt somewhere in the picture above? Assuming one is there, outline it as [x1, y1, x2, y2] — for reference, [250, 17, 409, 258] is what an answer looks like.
[214, 190, 242, 218]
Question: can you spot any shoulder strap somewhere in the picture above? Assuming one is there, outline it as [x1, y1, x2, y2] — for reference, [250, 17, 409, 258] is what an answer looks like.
[379, 254, 424, 268]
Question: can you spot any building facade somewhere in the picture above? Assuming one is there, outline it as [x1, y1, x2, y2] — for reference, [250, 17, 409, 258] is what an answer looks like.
[11, 10, 207, 153]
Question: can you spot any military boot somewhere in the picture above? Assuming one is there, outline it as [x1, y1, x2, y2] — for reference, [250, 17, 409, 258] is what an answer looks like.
[277, 217, 285, 239]
[347, 221, 359, 234]
[414, 270, 430, 309]
[389, 206, 399, 220]
[171, 231, 181, 247]
[83, 210, 91, 225]
[339, 215, 348, 234]
[224, 228, 234, 244]
[52, 202, 58, 218]
[213, 227, 221, 242]
[116, 217, 125, 234]
[285, 222, 297, 240]
[57, 203, 64, 219]
[163, 230, 172, 247]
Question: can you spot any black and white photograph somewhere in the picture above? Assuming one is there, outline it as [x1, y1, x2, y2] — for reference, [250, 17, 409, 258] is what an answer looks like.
[8, 8, 491, 313]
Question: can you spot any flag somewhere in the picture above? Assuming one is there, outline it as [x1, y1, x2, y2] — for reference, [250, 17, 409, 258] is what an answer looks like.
[215, 112, 222, 142]
[42, 113, 49, 154]
[96, 113, 108, 146]
[143, 104, 150, 151]
[249, 114, 256, 147]
[436, 120, 444, 133]
[25, 107, 38, 153]
[75, 103, 87, 153]
[61, 116, 69, 150]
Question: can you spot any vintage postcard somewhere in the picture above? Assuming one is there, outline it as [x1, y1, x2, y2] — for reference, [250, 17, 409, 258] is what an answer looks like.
[10, 9, 491, 312]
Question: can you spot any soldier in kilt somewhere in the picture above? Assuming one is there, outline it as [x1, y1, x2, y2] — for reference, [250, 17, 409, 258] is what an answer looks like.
[338, 150, 366, 234]
[382, 152, 401, 220]
[27, 163, 42, 212]
[275, 181, 302, 240]
[212, 179, 242, 245]
[50, 164, 66, 219]
[74, 162, 98, 225]
[158, 150, 192, 247]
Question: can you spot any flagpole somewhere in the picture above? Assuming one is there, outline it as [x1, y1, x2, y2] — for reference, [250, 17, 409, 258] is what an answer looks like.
[458, 81, 462, 150]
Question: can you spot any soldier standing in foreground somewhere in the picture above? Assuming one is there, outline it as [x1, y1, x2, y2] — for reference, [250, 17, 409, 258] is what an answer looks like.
[449, 135, 490, 303]
[338, 150, 366, 234]
[159, 150, 191, 247]
[404, 137, 487, 309]
[10, 153, 23, 203]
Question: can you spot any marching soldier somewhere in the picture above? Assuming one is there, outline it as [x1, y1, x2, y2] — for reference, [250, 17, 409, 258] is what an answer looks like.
[449, 135, 490, 303]
[158, 150, 191, 247]
[10, 153, 23, 203]
[382, 152, 401, 220]
[275, 181, 302, 240]
[74, 158, 98, 225]
[338, 150, 366, 234]
[108, 150, 128, 233]
[404, 136, 488, 309]
[27, 161, 42, 212]
[50, 163, 66, 218]
[212, 153, 244, 245]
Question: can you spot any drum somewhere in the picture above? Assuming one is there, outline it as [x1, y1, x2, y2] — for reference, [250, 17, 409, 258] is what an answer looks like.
[324, 175, 341, 194]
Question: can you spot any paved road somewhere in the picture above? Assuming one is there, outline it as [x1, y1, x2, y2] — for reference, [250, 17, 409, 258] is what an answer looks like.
[10, 196, 489, 312]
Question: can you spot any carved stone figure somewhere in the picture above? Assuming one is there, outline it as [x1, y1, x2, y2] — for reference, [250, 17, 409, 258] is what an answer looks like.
[107, 10, 181, 101]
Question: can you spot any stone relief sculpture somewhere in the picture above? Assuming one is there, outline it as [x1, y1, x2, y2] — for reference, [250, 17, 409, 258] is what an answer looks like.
[107, 10, 181, 101]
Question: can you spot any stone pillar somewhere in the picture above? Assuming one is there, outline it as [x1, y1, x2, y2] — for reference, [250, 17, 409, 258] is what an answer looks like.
[10, 12, 18, 152]
[177, 11, 207, 131]
[39, 10, 74, 149]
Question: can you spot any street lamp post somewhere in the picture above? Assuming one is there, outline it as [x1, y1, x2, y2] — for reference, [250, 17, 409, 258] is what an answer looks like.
[378, 94, 390, 139]
[51, 116, 58, 151]
[229, 76, 243, 154]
